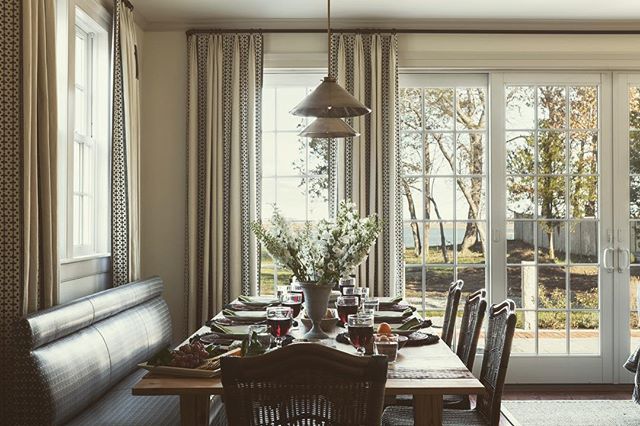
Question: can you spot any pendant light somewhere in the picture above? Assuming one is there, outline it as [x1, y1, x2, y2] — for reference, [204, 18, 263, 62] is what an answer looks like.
[293, 0, 370, 138]
[298, 117, 360, 139]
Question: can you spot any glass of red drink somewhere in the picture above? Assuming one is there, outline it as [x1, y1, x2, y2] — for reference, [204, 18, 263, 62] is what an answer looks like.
[289, 281, 305, 303]
[267, 306, 293, 348]
[280, 293, 303, 318]
[347, 313, 374, 356]
[336, 296, 359, 325]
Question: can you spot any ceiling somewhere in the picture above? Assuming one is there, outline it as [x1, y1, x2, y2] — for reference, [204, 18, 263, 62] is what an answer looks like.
[134, 0, 640, 28]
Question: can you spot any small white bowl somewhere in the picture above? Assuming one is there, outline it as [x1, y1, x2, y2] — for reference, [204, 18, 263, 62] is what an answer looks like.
[300, 309, 338, 333]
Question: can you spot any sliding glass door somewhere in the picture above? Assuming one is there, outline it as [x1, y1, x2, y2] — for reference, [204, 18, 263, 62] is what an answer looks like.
[398, 72, 618, 382]
[491, 73, 614, 382]
[613, 74, 640, 383]
[398, 74, 489, 334]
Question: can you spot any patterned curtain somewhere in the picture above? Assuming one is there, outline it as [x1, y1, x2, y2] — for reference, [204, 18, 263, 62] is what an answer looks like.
[185, 32, 263, 333]
[22, 0, 59, 312]
[331, 33, 403, 297]
[111, 0, 141, 286]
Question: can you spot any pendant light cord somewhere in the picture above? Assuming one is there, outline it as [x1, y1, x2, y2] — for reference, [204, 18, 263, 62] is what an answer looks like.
[327, 0, 332, 78]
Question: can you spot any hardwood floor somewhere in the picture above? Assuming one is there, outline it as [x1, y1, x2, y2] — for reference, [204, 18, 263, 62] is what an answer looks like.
[497, 384, 633, 425]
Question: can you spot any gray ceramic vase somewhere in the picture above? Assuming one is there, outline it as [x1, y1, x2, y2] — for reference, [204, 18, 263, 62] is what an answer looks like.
[299, 281, 335, 340]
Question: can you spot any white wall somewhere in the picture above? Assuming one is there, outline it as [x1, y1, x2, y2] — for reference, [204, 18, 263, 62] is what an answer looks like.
[139, 31, 187, 339]
[139, 30, 640, 340]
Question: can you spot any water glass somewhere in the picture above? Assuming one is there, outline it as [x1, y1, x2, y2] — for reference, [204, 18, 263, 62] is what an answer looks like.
[276, 285, 290, 298]
[363, 297, 379, 311]
[339, 277, 356, 295]
[374, 339, 398, 363]
[347, 312, 374, 356]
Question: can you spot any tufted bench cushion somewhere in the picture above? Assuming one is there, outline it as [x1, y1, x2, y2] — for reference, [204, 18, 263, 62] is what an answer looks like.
[13, 277, 226, 425]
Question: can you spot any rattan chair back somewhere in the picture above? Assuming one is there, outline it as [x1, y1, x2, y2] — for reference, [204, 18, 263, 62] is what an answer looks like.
[221, 343, 388, 426]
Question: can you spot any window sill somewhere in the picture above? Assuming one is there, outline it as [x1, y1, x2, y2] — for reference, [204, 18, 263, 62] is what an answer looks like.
[61, 253, 111, 265]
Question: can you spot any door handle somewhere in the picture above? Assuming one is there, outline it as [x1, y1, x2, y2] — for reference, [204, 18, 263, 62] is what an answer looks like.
[603, 247, 615, 273]
[618, 247, 631, 273]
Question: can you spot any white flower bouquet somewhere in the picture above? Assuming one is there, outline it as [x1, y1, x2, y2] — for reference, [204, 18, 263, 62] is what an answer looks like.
[251, 200, 382, 286]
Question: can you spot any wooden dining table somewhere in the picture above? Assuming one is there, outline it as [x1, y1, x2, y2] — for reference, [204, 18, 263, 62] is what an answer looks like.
[132, 303, 485, 426]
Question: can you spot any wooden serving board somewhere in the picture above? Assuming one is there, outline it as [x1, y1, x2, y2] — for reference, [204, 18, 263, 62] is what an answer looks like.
[138, 348, 241, 378]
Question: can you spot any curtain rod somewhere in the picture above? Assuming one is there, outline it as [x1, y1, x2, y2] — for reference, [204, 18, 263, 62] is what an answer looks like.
[186, 28, 640, 36]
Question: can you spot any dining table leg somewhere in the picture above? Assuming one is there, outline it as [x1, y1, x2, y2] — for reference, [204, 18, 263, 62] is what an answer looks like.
[179, 395, 210, 426]
[413, 394, 443, 426]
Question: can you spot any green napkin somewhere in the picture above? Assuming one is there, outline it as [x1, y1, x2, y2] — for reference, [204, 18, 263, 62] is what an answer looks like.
[237, 295, 280, 307]
[222, 309, 266, 320]
[209, 323, 252, 336]
[378, 296, 403, 305]
[395, 316, 422, 331]
[374, 308, 413, 320]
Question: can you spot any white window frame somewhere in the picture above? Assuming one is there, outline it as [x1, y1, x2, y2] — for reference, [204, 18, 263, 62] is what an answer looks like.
[59, 0, 110, 263]
[260, 70, 328, 295]
[56, 0, 111, 303]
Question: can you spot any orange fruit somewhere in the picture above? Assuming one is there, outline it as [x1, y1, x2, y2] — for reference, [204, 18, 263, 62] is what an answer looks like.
[377, 322, 392, 335]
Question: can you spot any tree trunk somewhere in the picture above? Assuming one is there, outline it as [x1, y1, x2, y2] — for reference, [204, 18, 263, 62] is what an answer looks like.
[459, 132, 484, 254]
[548, 229, 556, 260]
[402, 179, 422, 257]
[428, 196, 449, 263]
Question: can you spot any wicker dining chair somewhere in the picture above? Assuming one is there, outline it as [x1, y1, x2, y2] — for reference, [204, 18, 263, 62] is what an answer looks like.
[441, 279, 464, 347]
[221, 343, 388, 426]
[381, 299, 517, 426]
[395, 288, 487, 409]
[446, 288, 488, 410]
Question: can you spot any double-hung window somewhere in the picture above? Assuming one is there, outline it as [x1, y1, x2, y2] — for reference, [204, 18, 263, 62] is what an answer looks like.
[59, 1, 110, 269]
[259, 72, 330, 295]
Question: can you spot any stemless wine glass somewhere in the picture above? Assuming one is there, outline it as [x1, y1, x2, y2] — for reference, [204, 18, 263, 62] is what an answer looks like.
[356, 287, 370, 308]
[267, 306, 293, 348]
[347, 312, 374, 356]
[289, 281, 305, 303]
[276, 285, 290, 298]
[336, 296, 359, 325]
[363, 297, 380, 312]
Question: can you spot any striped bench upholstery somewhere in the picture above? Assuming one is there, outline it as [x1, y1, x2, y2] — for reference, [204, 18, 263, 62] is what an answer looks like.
[13, 277, 225, 425]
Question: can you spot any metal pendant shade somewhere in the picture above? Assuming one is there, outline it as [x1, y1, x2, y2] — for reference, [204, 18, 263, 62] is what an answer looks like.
[298, 117, 359, 139]
[292, 0, 370, 138]
[290, 77, 371, 118]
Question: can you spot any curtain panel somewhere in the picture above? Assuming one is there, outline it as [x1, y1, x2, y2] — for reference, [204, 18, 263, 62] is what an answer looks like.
[111, 0, 141, 286]
[185, 32, 263, 333]
[22, 0, 59, 312]
[331, 33, 403, 297]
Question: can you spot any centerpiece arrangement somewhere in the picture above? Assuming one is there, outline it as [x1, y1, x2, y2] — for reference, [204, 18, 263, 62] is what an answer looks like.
[252, 200, 381, 339]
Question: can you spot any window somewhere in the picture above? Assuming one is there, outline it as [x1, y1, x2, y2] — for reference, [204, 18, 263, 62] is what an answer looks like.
[260, 73, 330, 295]
[60, 4, 110, 261]
[398, 74, 489, 326]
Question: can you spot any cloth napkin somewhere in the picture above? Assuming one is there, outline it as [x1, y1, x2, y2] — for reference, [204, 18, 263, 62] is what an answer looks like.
[209, 322, 252, 336]
[237, 295, 280, 307]
[374, 308, 414, 323]
[222, 309, 266, 320]
[377, 296, 403, 307]
[392, 317, 423, 332]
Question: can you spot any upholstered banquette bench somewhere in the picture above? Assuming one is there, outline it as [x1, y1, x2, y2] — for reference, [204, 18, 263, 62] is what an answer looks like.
[13, 277, 225, 425]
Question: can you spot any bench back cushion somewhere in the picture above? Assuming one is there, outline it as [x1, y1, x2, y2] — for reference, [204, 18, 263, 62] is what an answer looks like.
[14, 277, 172, 425]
